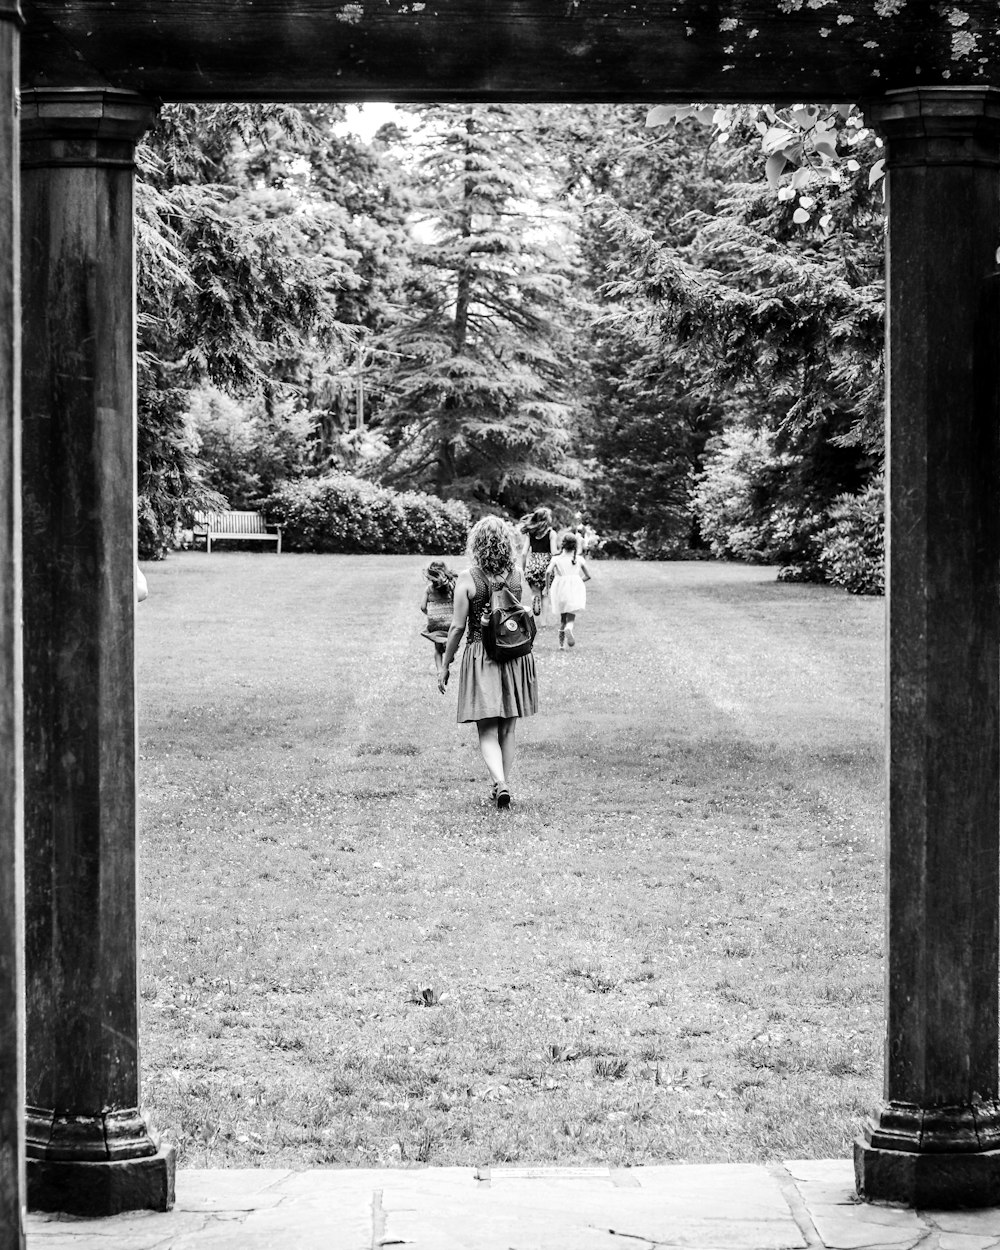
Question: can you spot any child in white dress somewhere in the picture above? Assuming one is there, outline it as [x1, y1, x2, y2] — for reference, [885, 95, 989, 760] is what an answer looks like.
[545, 534, 591, 649]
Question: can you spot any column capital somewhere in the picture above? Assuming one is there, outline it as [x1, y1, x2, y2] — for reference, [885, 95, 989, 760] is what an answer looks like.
[865, 86, 1000, 167]
[20, 87, 157, 144]
[0, 2, 22, 26]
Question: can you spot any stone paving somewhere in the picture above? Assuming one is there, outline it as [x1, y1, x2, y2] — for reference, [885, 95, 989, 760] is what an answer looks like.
[23, 1158, 1000, 1250]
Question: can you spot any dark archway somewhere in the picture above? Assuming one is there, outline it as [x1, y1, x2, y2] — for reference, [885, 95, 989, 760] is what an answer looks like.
[4, 5, 1000, 1243]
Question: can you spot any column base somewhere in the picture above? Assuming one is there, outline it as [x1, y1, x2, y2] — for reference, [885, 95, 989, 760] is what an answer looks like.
[27, 1143, 175, 1216]
[855, 1138, 1000, 1208]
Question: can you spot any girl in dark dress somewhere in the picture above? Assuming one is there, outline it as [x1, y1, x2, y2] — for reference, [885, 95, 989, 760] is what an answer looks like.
[519, 507, 558, 616]
[438, 516, 538, 809]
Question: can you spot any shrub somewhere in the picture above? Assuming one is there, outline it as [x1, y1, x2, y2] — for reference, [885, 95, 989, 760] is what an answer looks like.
[692, 426, 814, 566]
[187, 386, 315, 510]
[265, 474, 471, 554]
[815, 478, 884, 596]
[692, 422, 879, 588]
[597, 528, 709, 561]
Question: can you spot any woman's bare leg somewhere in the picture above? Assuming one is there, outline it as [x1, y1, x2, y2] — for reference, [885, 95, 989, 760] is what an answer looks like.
[498, 717, 517, 782]
[476, 718, 505, 785]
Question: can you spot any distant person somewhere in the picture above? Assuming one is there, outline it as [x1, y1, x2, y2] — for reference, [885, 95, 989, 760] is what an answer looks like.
[438, 516, 538, 809]
[571, 510, 599, 558]
[420, 559, 458, 681]
[546, 533, 591, 649]
[519, 506, 558, 617]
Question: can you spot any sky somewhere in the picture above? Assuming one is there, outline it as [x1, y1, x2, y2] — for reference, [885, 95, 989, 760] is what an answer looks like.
[342, 102, 400, 140]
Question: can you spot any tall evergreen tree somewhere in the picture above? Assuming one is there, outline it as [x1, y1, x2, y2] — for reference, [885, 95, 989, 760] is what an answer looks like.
[553, 105, 731, 554]
[378, 104, 581, 513]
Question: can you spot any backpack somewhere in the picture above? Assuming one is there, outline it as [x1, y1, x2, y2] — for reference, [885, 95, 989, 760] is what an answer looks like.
[480, 573, 536, 662]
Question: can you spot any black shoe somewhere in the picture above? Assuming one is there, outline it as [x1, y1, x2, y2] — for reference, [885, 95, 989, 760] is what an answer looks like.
[496, 785, 511, 810]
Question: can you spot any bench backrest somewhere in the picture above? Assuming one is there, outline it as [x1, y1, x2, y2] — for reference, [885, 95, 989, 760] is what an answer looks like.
[193, 510, 271, 534]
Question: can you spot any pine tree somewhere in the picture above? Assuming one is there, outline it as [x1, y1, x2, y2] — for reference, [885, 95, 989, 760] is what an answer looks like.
[378, 104, 580, 513]
[555, 105, 731, 555]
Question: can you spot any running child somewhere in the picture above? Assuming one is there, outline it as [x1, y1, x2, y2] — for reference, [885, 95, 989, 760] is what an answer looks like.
[420, 560, 458, 678]
[546, 534, 591, 649]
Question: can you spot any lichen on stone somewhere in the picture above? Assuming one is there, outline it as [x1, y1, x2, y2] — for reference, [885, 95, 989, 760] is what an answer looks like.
[873, 0, 906, 16]
[951, 29, 979, 57]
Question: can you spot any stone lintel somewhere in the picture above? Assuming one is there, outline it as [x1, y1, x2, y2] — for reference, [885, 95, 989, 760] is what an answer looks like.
[27, 1145, 176, 1216]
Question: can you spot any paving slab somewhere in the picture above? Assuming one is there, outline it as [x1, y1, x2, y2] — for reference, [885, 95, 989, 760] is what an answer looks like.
[26, 1208, 213, 1248]
[174, 1167, 295, 1211]
[785, 1158, 931, 1250]
[936, 1233, 1000, 1250]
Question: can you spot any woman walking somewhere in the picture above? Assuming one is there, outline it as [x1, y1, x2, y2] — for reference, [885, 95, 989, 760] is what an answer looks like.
[546, 533, 591, 649]
[519, 507, 558, 616]
[438, 516, 538, 809]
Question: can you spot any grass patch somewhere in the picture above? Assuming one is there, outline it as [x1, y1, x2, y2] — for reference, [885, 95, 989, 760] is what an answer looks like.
[137, 553, 883, 1169]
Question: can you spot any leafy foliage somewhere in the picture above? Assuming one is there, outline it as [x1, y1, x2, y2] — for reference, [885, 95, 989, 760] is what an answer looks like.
[134, 102, 887, 586]
[377, 105, 581, 512]
[187, 387, 315, 511]
[135, 104, 413, 552]
[559, 106, 734, 555]
[266, 474, 470, 554]
[593, 105, 885, 585]
[815, 479, 884, 596]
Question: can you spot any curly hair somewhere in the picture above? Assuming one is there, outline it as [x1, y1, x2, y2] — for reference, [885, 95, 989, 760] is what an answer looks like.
[467, 515, 517, 577]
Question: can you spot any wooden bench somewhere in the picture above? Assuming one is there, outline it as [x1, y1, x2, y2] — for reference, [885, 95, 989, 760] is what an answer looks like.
[192, 510, 282, 554]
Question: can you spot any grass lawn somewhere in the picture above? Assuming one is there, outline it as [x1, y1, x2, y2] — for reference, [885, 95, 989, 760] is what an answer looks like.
[136, 552, 884, 1170]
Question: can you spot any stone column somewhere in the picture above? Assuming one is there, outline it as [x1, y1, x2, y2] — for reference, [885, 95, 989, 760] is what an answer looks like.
[0, 5, 24, 1247]
[20, 87, 174, 1217]
[857, 86, 1000, 1208]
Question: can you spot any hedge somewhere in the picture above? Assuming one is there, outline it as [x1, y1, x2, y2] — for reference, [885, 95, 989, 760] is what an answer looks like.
[265, 474, 471, 554]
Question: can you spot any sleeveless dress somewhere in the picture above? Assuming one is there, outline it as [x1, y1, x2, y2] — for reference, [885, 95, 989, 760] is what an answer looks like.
[548, 553, 587, 615]
[524, 529, 553, 591]
[455, 566, 539, 723]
